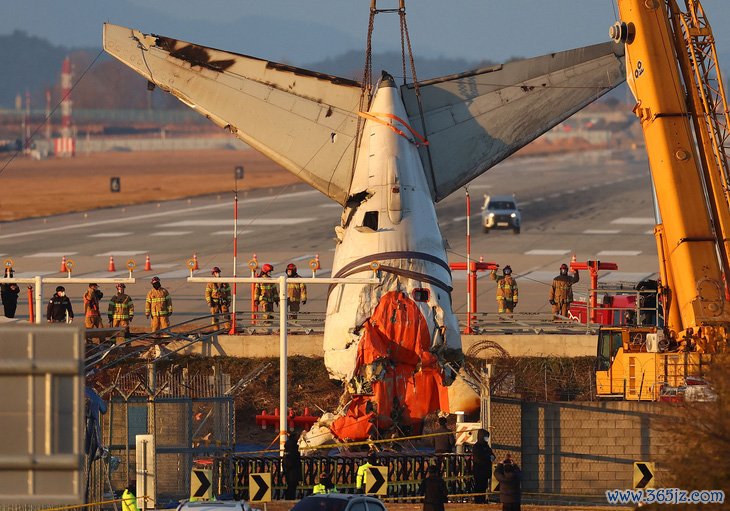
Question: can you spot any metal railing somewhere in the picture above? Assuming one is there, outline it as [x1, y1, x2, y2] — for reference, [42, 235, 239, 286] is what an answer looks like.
[225, 452, 475, 501]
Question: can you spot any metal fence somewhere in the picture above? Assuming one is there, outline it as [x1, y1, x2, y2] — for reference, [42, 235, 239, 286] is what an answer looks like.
[90, 367, 235, 504]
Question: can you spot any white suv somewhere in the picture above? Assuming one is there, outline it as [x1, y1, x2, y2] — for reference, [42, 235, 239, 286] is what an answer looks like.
[481, 194, 521, 234]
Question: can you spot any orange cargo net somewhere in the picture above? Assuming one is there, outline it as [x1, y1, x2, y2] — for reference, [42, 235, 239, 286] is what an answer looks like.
[330, 291, 449, 441]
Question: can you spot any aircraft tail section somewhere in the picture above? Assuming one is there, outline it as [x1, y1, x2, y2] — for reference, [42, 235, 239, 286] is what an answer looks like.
[103, 23, 362, 205]
[401, 41, 626, 201]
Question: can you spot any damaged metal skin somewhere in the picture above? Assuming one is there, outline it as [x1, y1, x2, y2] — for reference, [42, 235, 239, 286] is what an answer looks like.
[318, 75, 466, 443]
[103, 23, 363, 205]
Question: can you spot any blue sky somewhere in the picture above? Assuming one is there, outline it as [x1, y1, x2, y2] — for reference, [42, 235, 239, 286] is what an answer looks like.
[3, 1, 730, 66]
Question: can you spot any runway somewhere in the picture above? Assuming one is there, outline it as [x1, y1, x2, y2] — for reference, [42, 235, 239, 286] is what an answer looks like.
[0, 149, 658, 324]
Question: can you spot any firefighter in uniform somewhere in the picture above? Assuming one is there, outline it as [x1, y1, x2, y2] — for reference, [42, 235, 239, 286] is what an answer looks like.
[47, 286, 74, 323]
[205, 266, 231, 330]
[490, 265, 518, 313]
[549, 263, 580, 318]
[145, 276, 172, 332]
[286, 263, 307, 319]
[83, 283, 104, 328]
[254, 264, 278, 323]
[108, 283, 134, 338]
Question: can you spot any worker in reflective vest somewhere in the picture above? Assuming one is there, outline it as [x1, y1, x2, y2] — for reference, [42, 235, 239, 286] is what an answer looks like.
[286, 263, 307, 319]
[490, 266, 518, 313]
[356, 451, 378, 493]
[312, 472, 337, 494]
[108, 283, 134, 338]
[121, 484, 139, 511]
[206, 266, 231, 330]
[254, 264, 278, 323]
[145, 276, 172, 332]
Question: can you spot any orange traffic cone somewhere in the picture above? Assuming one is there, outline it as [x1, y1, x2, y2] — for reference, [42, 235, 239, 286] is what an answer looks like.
[108, 256, 116, 272]
[60, 255, 68, 273]
[144, 254, 152, 271]
[193, 253, 199, 271]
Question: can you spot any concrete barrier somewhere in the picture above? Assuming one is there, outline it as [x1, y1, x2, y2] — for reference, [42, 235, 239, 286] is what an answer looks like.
[168, 333, 597, 358]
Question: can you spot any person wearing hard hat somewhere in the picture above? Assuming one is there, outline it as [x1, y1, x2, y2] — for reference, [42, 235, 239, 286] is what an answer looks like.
[145, 276, 172, 332]
[108, 283, 134, 339]
[254, 264, 278, 324]
[286, 263, 307, 319]
[490, 265, 518, 313]
[1, 267, 20, 318]
[549, 263, 580, 319]
[205, 266, 231, 331]
[83, 283, 104, 329]
[47, 286, 74, 323]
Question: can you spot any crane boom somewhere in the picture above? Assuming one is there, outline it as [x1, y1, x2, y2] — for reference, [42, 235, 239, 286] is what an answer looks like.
[596, 0, 729, 400]
[612, 0, 730, 348]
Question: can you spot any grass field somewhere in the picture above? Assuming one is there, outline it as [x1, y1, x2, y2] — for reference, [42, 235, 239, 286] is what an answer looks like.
[0, 148, 298, 221]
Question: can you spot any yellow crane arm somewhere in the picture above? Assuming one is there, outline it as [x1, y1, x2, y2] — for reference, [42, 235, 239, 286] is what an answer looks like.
[612, 0, 730, 350]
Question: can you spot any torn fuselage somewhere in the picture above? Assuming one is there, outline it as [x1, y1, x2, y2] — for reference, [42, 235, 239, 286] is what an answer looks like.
[324, 73, 463, 437]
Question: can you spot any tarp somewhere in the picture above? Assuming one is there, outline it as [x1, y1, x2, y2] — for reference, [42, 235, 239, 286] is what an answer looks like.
[330, 291, 449, 440]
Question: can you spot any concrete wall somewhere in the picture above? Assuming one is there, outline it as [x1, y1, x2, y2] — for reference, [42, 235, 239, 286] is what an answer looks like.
[491, 398, 673, 494]
[170, 333, 597, 358]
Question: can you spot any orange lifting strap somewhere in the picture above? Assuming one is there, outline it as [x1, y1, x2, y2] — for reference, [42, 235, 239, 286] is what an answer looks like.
[358, 111, 429, 147]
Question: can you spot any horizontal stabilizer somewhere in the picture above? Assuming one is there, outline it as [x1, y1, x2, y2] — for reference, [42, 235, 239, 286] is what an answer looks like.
[103, 23, 363, 205]
[401, 42, 626, 201]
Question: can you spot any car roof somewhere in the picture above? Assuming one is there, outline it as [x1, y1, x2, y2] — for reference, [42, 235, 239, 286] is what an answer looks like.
[301, 493, 380, 502]
[486, 194, 516, 202]
[176, 502, 246, 511]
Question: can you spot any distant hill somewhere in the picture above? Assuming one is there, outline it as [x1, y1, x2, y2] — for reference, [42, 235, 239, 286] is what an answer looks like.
[2, 32, 632, 113]
[0, 32, 495, 110]
[0, 31, 73, 108]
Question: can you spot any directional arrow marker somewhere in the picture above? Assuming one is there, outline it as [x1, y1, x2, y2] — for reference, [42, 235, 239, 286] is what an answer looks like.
[250, 473, 271, 502]
[366, 466, 387, 495]
[633, 462, 655, 489]
[191, 469, 212, 499]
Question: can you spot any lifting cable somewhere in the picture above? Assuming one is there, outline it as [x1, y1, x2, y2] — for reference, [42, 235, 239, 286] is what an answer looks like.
[398, 1, 438, 194]
[351, 1, 434, 182]
[350, 1, 378, 174]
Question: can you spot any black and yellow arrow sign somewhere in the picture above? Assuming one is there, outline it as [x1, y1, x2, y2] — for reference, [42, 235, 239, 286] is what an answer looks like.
[249, 472, 272, 502]
[633, 462, 655, 489]
[365, 466, 388, 495]
[191, 468, 212, 500]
